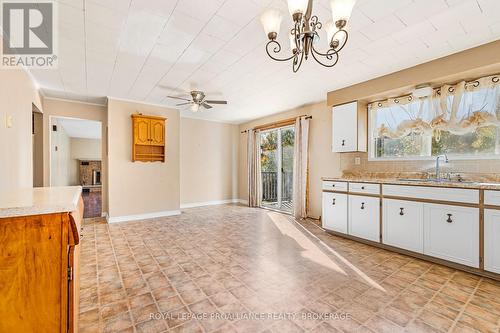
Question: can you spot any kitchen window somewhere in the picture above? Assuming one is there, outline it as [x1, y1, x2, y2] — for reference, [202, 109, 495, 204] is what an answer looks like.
[369, 74, 500, 160]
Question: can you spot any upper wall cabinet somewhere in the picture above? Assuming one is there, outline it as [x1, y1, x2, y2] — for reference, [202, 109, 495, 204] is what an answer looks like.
[332, 101, 367, 152]
[132, 114, 166, 162]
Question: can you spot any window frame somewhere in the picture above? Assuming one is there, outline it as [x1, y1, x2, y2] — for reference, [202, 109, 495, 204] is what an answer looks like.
[367, 105, 500, 161]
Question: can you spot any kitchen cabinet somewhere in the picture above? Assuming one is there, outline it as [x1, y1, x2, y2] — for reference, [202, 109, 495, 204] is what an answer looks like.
[423, 203, 479, 268]
[0, 188, 83, 333]
[332, 101, 367, 152]
[322, 191, 348, 233]
[131, 114, 166, 162]
[485, 209, 500, 274]
[383, 199, 424, 253]
[348, 195, 380, 242]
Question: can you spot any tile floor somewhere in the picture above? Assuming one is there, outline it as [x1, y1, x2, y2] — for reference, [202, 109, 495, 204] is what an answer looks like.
[79, 204, 500, 333]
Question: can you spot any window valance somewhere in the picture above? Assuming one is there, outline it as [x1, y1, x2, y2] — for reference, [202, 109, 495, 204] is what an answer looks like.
[370, 74, 500, 141]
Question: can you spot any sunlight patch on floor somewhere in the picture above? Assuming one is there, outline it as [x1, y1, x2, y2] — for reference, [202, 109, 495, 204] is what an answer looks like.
[267, 212, 346, 275]
[293, 220, 387, 292]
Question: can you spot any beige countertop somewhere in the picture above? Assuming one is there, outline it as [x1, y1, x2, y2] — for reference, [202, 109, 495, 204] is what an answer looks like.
[322, 177, 500, 190]
[0, 186, 82, 218]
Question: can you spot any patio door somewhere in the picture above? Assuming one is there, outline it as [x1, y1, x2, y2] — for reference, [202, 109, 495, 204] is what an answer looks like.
[260, 126, 295, 213]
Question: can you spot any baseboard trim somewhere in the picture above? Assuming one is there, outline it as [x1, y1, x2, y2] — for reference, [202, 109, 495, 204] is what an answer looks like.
[107, 210, 181, 223]
[101, 212, 108, 219]
[238, 199, 248, 205]
[180, 199, 241, 209]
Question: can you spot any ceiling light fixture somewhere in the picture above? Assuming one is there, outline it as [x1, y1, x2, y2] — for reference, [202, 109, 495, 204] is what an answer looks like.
[261, 0, 356, 73]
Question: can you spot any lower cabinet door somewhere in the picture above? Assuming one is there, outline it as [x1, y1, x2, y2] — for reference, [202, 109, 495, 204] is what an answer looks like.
[485, 209, 500, 274]
[383, 199, 424, 253]
[348, 195, 380, 242]
[322, 192, 348, 233]
[423, 204, 479, 267]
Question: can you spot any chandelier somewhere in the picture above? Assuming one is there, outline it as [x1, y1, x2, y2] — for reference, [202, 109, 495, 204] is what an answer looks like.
[260, 0, 356, 73]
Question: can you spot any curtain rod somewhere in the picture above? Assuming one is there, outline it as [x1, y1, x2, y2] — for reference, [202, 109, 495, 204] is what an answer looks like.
[240, 115, 312, 133]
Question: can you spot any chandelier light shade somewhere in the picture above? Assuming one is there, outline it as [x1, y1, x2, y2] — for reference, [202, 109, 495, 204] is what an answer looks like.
[260, 9, 283, 39]
[287, 0, 309, 16]
[330, 0, 356, 23]
[261, 0, 356, 72]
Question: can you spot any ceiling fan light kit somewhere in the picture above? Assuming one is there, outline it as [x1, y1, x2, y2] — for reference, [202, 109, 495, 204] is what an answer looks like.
[261, 0, 356, 72]
[166, 90, 228, 112]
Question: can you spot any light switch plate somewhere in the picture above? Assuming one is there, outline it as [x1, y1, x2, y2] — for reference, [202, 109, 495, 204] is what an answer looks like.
[355, 157, 361, 165]
[6, 115, 13, 128]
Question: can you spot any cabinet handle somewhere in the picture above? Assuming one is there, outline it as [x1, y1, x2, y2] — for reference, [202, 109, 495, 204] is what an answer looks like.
[361, 186, 365, 190]
[399, 208, 404, 216]
[331, 184, 335, 187]
[341, 139, 345, 146]
[361, 202, 365, 210]
[332, 198, 336, 205]
[446, 214, 453, 223]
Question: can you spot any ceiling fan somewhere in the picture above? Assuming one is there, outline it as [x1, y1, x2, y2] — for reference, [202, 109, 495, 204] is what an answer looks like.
[167, 90, 227, 112]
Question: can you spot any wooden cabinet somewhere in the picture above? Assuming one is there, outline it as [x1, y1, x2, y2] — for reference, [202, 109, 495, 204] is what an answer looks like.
[485, 209, 500, 274]
[0, 196, 83, 333]
[131, 114, 166, 162]
[348, 195, 380, 242]
[383, 199, 424, 253]
[423, 203, 479, 268]
[322, 192, 348, 233]
[332, 101, 367, 152]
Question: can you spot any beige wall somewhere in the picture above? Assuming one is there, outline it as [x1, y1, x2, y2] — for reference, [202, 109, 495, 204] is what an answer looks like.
[107, 98, 180, 219]
[180, 117, 239, 205]
[32, 111, 44, 187]
[69, 138, 101, 185]
[42, 98, 108, 211]
[239, 41, 500, 219]
[0, 68, 42, 190]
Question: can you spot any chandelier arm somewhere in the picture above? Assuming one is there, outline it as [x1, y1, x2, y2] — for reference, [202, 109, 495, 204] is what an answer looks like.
[310, 45, 340, 68]
[292, 49, 304, 73]
[265, 40, 298, 62]
[331, 29, 349, 53]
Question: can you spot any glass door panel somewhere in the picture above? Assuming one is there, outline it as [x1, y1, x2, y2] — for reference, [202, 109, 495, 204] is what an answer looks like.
[260, 126, 295, 213]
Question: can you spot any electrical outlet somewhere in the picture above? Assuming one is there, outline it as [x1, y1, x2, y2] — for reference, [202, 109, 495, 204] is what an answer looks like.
[354, 157, 361, 165]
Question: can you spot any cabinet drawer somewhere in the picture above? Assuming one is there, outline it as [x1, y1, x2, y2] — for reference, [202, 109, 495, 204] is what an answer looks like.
[423, 204, 479, 267]
[485, 190, 500, 206]
[383, 199, 424, 253]
[322, 192, 348, 234]
[485, 209, 500, 274]
[322, 181, 348, 191]
[349, 182, 380, 195]
[348, 195, 380, 242]
[383, 184, 479, 204]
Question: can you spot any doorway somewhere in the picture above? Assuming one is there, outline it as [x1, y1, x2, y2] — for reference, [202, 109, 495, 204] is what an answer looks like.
[50, 116, 102, 218]
[260, 126, 295, 213]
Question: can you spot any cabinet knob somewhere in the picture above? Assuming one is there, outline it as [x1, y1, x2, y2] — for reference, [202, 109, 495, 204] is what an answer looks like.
[332, 184, 335, 187]
[446, 214, 453, 223]
[361, 186, 365, 190]
[361, 202, 365, 210]
[399, 208, 404, 216]
[332, 198, 336, 205]
[341, 139, 345, 146]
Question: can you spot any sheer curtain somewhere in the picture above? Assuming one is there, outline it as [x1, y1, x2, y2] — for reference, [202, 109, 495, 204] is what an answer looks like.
[293, 116, 310, 219]
[247, 129, 261, 207]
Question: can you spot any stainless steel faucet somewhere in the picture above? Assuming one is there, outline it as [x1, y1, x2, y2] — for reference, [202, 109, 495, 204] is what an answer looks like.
[435, 154, 449, 180]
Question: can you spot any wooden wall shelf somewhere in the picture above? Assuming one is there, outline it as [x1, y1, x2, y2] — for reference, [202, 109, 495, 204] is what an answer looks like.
[131, 114, 166, 162]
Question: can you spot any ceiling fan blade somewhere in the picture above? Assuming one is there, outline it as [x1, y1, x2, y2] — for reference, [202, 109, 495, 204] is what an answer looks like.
[202, 103, 213, 109]
[167, 95, 191, 102]
[205, 100, 227, 105]
[176, 102, 192, 106]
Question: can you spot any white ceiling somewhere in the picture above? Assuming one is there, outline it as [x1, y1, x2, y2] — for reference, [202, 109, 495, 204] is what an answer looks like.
[56, 118, 102, 139]
[31, 0, 500, 123]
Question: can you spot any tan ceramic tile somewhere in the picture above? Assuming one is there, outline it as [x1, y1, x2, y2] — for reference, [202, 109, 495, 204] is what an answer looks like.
[78, 207, 500, 333]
